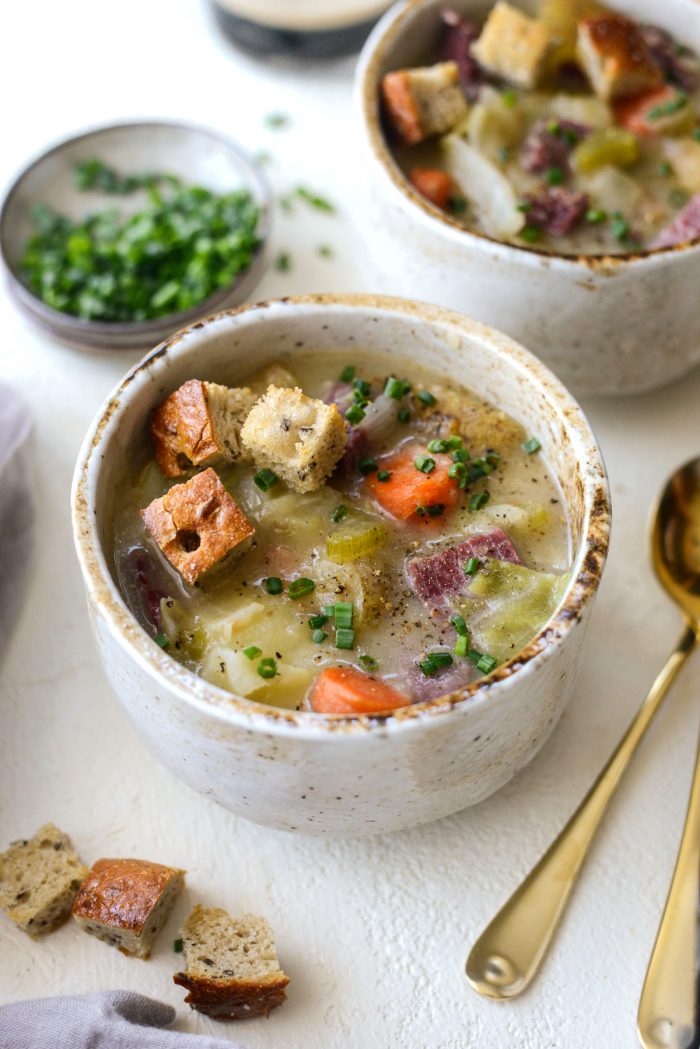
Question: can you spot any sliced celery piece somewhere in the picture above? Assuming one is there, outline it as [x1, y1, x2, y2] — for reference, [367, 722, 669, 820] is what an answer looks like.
[326, 514, 389, 565]
[572, 128, 639, 174]
[467, 558, 569, 663]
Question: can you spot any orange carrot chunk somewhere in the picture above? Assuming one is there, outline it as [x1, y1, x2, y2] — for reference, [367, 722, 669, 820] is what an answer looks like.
[410, 168, 454, 209]
[311, 666, 410, 715]
[613, 84, 691, 137]
[366, 444, 460, 522]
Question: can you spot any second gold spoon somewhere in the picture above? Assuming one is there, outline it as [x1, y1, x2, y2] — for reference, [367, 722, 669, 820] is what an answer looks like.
[466, 456, 700, 1002]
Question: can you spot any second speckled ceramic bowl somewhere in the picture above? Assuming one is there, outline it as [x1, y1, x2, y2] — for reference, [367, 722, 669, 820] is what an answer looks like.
[72, 294, 609, 836]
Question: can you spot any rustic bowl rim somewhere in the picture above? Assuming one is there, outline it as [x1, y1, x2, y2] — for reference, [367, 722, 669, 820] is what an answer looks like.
[355, 0, 700, 268]
[71, 293, 610, 738]
[0, 119, 271, 348]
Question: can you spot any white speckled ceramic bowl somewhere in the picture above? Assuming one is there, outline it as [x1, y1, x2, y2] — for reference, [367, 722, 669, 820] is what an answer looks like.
[71, 294, 609, 836]
[355, 0, 700, 397]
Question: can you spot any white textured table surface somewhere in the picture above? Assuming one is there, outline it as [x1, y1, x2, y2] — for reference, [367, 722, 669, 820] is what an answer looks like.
[2, 3, 700, 1047]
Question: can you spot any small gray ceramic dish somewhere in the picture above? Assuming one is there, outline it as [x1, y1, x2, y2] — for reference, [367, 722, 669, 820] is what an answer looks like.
[0, 121, 271, 352]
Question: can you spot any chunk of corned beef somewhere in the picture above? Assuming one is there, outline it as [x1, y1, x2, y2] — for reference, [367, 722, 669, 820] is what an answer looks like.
[126, 547, 169, 629]
[639, 25, 699, 92]
[440, 9, 483, 99]
[524, 187, 589, 237]
[651, 193, 700, 248]
[407, 657, 476, 702]
[520, 119, 589, 176]
[408, 528, 522, 611]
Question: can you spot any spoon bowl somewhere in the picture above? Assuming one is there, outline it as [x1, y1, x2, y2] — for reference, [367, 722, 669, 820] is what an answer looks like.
[653, 457, 700, 624]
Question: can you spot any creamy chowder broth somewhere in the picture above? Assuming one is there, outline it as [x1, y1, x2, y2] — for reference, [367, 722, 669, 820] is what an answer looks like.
[113, 352, 570, 715]
[381, 2, 700, 255]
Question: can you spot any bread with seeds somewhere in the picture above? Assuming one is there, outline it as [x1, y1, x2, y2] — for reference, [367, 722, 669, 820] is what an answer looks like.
[0, 823, 87, 937]
[381, 61, 468, 145]
[577, 14, 662, 100]
[472, 2, 555, 88]
[173, 905, 289, 1020]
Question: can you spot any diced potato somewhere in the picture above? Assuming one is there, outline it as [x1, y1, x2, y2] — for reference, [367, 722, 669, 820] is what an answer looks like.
[442, 134, 526, 238]
[572, 127, 640, 173]
[466, 86, 528, 164]
[315, 559, 387, 623]
[577, 166, 644, 216]
[663, 139, 700, 194]
[202, 648, 312, 709]
[546, 93, 611, 128]
[258, 486, 342, 537]
[465, 557, 568, 662]
[326, 513, 389, 565]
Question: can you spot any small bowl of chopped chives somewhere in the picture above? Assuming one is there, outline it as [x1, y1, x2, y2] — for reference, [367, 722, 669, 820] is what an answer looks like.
[0, 121, 270, 351]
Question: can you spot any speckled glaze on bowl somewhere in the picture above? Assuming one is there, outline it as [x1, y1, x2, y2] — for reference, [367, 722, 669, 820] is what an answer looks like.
[355, 0, 700, 397]
[71, 294, 610, 836]
[0, 121, 270, 352]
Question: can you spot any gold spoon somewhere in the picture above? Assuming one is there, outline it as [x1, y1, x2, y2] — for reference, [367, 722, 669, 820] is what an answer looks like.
[466, 456, 700, 1003]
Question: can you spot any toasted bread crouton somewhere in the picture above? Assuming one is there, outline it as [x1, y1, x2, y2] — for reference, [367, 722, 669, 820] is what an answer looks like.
[577, 14, 662, 100]
[72, 858, 184, 958]
[0, 824, 87, 938]
[240, 386, 348, 493]
[150, 380, 257, 478]
[381, 62, 468, 145]
[141, 468, 254, 585]
[472, 2, 554, 88]
[174, 905, 289, 1020]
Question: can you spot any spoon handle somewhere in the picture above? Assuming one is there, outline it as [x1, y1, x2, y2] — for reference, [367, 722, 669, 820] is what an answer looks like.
[638, 636, 700, 1049]
[466, 623, 698, 1001]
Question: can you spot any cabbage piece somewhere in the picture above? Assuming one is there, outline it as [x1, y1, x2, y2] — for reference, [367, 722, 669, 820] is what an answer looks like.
[663, 139, 700, 194]
[546, 94, 611, 129]
[466, 86, 528, 163]
[258, 486, 341, 535]
[202, 647, 312, 709]
[464, 558, 568, 662]
[577, 166, 644, 216]
[442, 135, 525, 238]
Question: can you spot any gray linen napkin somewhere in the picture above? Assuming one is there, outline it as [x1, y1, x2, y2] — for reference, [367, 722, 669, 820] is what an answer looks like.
[0, 382, 33, 659]
[0, 990, 246, 1048]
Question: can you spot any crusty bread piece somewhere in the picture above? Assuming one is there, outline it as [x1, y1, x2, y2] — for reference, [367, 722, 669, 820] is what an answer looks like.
[381, 62, 468, 145]
[241, 385, 348, 494]
[577, 14, 662, 101]
[0, 824, 87, 938]
[472, 2, 554, 88]
[173, 905, 289, 1020]
[141, 467, 254, 585]
[72, 858, 184, 958]
[151, 379, 257, 478]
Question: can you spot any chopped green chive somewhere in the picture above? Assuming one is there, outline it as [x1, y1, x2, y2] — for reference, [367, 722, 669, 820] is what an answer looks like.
[353, 377, 371, 398]
[154, 633, 169, 649]
[332, 504, 349, 523]
[476, 653, 498, 674]
[522, 436, 541, 454]
[264, 112, 289, 129]
[448, 195, 468, 212]
[254, 467, 279, 491]
[384, 376, 410, 399]
[586, 208, 607, 225]
[335, 627, 355, 650]
[333, 602, 354, 629]
[451, 447, 469, 463]
[546, 119, 560, 134]
[318, 244, 333, 258]
[517, 200, 531, 213]
[174, 938, 184, 953]
[339, 365, 356, 383]
[323, 604, 336, 617]
[485, 452, 501, 468]
[377, 469, 392, 482]
[659, 161, 673, 177]
[296, 186, 335, 212]
[610, 212, 631, 242]
[417, 390, 436, 407]
[312, 629, 328, 644]
[498, 146, 510, 164]
[427, 438, 449, 453]
[419, 651, 454, 676]
[464, 557, 481, 576]
[275, 252, 291, 272]
[397, 408, 411, 423]
[455, 635, 469, 658]
[427, 503, 445, 517]
[502, 89, 518, 107]
[521, 225, 540, 243]
[257, 657, 277, 679]
[546, 167, 564, 186]
[358, 456, 378, 475]
[288, 577, 315, 600]
[445, 435, 463, 450]
[415, 455, 436, 474]
[345, 404, 365, 425]
[648, 91, 688, 120]
[449, 462, 467, 480]
[470, 491, 490, 512]
[243, 645, 262, 660]
[265, 577, 283, 595]
[669, 187, 690, 208]
[450, 614, 468, 636]
[309, 615, 328, 629]
[359, 654, 379, 672]
[694, 128, 700, 142]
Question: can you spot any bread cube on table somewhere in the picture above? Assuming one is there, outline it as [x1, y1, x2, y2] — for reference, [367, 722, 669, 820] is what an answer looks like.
[577, 14, 662, 101]
[174, 905, 289, 1020]
[151, 379, 256, 477]
[241, 385, 348, 493]
[72, 858, 185, 958]
[381, 61, 468, 145]
[141, 467, 254, 585]
[0, 823, 87, 937]
[472, 2, 554, 88]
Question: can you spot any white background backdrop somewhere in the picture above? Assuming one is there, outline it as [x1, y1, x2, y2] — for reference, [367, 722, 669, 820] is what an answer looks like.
[1, 3, 700, 1047]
